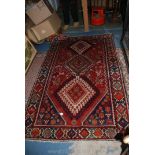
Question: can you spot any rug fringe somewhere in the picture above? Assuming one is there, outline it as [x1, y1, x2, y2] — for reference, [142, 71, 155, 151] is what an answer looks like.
[25, 138, 116, 143]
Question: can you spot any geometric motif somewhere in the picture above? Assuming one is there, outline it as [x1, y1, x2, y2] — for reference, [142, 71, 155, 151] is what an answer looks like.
[70, 40, 92, 54]
[57, 76, 96, 116]
[65, 55, 92, 75]
[25, 34, 129, 141]
[80, 128, 90, 138]
[67, 129, 77, 138]
[114, 91, 124, 101]
[35, 96, 65, 126]
[94, 128, 103, 138]
[83, 94, 115, 126]
[113, 81, 122, 90]
[118, 118, 128, 128]
[116, 104, 125, 114]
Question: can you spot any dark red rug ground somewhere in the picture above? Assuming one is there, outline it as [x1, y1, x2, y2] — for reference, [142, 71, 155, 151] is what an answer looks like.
[25, 34, 129, 141]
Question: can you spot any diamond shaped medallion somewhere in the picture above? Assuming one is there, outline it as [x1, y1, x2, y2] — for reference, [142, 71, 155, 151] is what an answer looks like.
[57, 77, 96, 117]
[70, 40, 92, 54]
[66, 55, 92, 75]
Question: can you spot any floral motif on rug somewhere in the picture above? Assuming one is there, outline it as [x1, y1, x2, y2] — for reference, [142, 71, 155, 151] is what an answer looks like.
[25, 34, 129, 141]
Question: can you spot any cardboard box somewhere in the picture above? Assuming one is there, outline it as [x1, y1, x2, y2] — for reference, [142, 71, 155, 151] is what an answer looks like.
[26, 0, 53, 25]
[27, 12, 61, 43]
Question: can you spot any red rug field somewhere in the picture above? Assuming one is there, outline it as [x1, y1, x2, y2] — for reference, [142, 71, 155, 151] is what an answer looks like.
[25, 34, 129, 141]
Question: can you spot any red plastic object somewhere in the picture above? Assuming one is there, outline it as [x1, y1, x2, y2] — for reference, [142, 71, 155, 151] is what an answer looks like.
[91, 7, 105, 25]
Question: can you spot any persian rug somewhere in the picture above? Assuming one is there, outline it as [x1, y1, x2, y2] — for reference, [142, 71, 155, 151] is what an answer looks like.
[25, 34, 129, 141]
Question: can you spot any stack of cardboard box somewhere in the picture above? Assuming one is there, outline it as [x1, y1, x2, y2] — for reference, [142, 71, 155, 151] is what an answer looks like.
[26, 0, 61, 43]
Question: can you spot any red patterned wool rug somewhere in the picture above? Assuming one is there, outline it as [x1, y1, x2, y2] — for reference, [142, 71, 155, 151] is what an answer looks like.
[25, 34, 129, 141]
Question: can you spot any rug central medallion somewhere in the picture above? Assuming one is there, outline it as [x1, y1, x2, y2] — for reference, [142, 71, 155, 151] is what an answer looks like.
[70, 40, 92, 54]
[57, 77, 96, 116]
[66, 55, 92, 75]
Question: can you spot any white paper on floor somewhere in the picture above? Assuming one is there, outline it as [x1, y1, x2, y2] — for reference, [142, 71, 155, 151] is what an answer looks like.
[69, 141, 122, 155]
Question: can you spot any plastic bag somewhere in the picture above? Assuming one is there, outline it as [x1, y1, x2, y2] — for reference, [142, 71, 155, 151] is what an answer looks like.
[48, 0, 60, 11]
